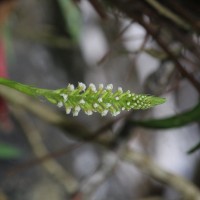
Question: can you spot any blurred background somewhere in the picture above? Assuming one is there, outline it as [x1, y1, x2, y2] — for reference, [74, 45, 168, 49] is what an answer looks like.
[0, 0, 200, 199]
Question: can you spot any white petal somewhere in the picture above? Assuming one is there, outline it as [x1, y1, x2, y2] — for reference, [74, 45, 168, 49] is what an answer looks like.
[101, 110, 108, 116]
[89, 83, 97, 92]
[75, 106, 81, 112]
[66, 107, 71, 114]
[98, 98, 103, 103]
[99, 84, 104, 90]
[60, 94, 68, 102]
[79, 99, 85, 104]
[118, 87, 123, 93]
[85, 110, 93, 115]
[68, 84, 74, 91]
[57, 101, 63, 108]
[93, 103, 99, 108]
[78, 82, 86, 91]
[106, 84, 113, 90]
[112, 111, 120, 116]
[106, 103, 111, 108]
[73, 110, 79, 116]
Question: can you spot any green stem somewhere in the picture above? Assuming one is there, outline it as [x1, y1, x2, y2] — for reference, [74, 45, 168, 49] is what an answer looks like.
[0, 78, 52, 97]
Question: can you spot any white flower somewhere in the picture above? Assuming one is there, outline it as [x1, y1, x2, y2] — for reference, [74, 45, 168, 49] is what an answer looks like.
[101, 110, 108, 116]
[89, 83, 97, 92]
[106, 103, 111, 108]
[73, 106, 81, 116]
[115, 97, 119, 100]
[60, 94, 68, 102]
[106, 84, 113, 90]
[93, 103, 99, 108]
[73, 110, 79, 116]
[98, 98, 103, 103]
[99, 84, 104, 90]
[78, 82, 86, 91]
[79, 99, 85, 104]
[85, 110, 93, 115]
[75, 106, 81, 112]
[68, 84, 74, 91]
[118, 87, 123, 93]
[66, 107, 72, 114]
[112, 111, 120, 116]
[57, 101, 63, 108]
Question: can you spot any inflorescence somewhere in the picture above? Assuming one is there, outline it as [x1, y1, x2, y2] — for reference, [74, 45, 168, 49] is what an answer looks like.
[50, 83, 166, 117]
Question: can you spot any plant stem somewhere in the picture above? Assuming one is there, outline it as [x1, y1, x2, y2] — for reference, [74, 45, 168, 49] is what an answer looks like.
[0, 77, 52, 96]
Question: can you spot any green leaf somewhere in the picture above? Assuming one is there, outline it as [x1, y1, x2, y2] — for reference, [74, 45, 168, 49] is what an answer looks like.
[129, 103, 200, 129]
[0, 143, 22, 159]
[128, 103, 200, 153]
[58, 0, 81, 42]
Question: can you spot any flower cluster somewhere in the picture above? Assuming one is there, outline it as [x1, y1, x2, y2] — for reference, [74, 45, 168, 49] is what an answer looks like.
[51, 83, 166, 117]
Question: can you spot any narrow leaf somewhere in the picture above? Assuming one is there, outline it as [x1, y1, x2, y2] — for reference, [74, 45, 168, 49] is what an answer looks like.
[0, 143, 21, 159]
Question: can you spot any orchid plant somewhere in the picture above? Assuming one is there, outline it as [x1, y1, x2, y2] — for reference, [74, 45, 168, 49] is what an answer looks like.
[0, 78, 166, 116]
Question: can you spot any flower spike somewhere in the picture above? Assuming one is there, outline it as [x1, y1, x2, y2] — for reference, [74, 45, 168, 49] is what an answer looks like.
[0, 78, 166, 117]
[53, 83, 166, 116]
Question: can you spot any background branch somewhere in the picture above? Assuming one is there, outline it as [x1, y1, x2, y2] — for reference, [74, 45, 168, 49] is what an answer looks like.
[123, 147, 200, 200]
[11, 107, 79, 195]
[105, 0, 200, 94]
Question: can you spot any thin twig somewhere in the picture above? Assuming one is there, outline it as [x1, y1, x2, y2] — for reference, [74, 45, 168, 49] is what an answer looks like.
[97, 21, 133, 65]
[123, 147, 200, 200]
[104, 0, 200, 94]
[136, 18, 200, 94]
[88, 0, 107, 19]
[145, 0, 190, 30]
[11, 107, 79, 195]
[80, 152, 118, 200]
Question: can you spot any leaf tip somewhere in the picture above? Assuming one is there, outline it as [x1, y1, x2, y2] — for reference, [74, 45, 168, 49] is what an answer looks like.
[150, 96, 166, 107]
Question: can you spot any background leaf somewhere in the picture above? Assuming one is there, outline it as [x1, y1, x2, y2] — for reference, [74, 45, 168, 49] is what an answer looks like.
[0, 143, 21, 159]
[58, 0, 81, 42]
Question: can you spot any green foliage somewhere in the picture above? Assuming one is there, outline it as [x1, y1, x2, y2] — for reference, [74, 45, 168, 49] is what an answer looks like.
[0, 143, 21, 159]
[0, 78, 166, 116]
[58, 0, 81, 42]
[129, 103, 200, 129]
[129, 102, 200, 153]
